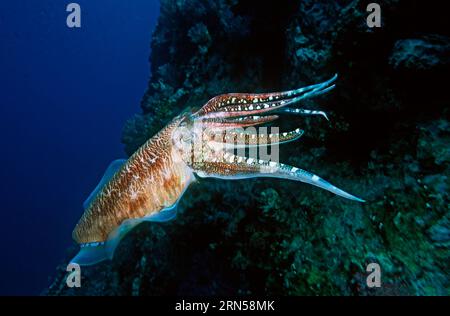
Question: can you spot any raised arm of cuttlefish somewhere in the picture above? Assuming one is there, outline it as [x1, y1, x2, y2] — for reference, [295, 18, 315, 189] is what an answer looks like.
[71, 74, 364, 265]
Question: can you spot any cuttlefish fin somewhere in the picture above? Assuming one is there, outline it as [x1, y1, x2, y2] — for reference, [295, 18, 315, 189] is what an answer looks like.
[69, 242, 110, 266]
[71, 171, 195, 266]
[69, 211, 168, 266]
[83, 159, 127, 210]
[69, 217, 139, 266]
[143, 202, 179, 222]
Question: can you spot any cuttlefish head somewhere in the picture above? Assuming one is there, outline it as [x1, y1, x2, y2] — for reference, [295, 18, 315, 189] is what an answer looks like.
[170, 74, 365, 203]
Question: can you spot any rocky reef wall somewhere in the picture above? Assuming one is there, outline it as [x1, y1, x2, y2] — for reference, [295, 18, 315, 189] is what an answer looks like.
[47, 0, 449, 295]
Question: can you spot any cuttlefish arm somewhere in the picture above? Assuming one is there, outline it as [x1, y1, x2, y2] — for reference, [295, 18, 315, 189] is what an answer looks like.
[194, 74, 337, 119]
[192, 153, 365, 203]
[190, 73, 364, 202]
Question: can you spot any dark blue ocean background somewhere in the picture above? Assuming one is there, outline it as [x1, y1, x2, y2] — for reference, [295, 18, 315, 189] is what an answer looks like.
[0, 0, 160, 295]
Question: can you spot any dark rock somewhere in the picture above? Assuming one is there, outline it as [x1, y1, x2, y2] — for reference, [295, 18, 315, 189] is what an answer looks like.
[389, 35, 450, 70]
[428, 215, 450, 244]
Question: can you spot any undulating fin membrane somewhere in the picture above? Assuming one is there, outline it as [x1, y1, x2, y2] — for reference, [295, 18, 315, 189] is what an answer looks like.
[142, 201, 178, 222]
[71, 207, 179, 266]
[70, 218, 139, 266]
[70, 242, 110, 266]
[83, 159, 126, 210]
[71, 173, 195, 266]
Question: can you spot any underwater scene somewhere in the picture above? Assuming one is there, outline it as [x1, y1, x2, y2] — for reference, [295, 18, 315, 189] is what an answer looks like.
[1, 0, 449, 298]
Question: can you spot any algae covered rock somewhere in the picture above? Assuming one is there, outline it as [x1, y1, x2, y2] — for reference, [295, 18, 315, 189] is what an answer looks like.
[389, 35, 450, 70]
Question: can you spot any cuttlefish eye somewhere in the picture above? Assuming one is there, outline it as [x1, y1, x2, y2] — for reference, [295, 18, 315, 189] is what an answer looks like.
[174, 127, 192, 143]
[181, 132, 191, 142]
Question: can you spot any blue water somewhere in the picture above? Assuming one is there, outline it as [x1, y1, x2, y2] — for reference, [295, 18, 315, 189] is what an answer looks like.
[0, 0, 160, 295]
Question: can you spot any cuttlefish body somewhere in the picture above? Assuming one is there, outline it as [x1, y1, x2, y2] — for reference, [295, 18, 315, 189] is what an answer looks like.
[71, 74, 364, 265]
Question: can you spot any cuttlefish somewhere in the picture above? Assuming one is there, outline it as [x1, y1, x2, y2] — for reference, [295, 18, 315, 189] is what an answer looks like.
[71, 74, 364, 265]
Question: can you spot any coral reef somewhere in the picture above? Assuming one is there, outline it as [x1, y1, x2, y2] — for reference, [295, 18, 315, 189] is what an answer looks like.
[46, 0, 449, 295]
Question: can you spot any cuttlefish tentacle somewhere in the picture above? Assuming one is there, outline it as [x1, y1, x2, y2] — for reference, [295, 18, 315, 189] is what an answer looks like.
[199, 83, 335, 119]
[281, 108, 330, 121]
[195, 74, 337, 118]
[200, 115, 279, 129]
[206, 128, 304, 148]
[194, 154, 365, 203]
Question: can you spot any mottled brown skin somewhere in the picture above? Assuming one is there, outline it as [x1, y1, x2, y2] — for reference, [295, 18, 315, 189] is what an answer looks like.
[73, 117, 191, 244]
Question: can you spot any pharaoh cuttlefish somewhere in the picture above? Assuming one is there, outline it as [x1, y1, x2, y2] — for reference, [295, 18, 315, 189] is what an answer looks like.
[71, 74, 364, 265]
